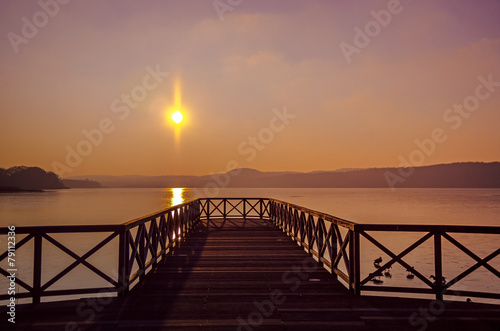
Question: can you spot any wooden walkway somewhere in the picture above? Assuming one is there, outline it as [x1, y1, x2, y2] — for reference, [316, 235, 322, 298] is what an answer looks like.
[4, 218, 500, 330]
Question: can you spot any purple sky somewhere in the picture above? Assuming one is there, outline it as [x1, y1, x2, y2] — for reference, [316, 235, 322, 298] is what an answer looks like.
[1, 0, 500, 176]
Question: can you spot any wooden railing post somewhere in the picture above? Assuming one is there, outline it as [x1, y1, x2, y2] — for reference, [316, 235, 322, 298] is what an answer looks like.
[348, 230, 356, 294]
[197, 199, 202, 221]
[330, 225, 338, 280]
[272, 201, 275, 220]
[118, 229, 129, 297]
[179, 208, 184, 240]
[224, 198, 227, 219]
[139, 224, 146, 281]
[307, 216, 313, 254]
[348, 230, 355, 292]
[434, 232, 443, 301]
[152, 219, 158, 267]
[353, 229, 361, 295]
[317, 219, 324, 266]
[182, 206, 186, 236]
[243, 199, 246, 219]
[186, 205, 191, 232]
[33, 234, 42, 304]
[269, 201, 274, 222]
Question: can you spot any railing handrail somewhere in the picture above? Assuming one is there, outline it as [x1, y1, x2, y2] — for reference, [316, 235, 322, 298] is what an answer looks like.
[1, 197, 499, 304]
[269, 198, 358, 230]
[3, 198, 499, 233]
[268, 198, 500, 233]
[356, 223, 500, 233]
[0, 201, 199, 234]
[267, 199, 500, 302]
[0, 199, 203, 303]
[121, 200, 197, 229]
[0, 224, 124, 234]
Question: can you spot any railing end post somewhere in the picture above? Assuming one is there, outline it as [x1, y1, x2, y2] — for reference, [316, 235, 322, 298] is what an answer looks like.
[118, 227, 130, 297]
[33, 233, 43, 304]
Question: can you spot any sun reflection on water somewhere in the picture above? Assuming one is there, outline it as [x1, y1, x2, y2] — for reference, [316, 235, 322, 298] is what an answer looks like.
[171, 188, 184, 206]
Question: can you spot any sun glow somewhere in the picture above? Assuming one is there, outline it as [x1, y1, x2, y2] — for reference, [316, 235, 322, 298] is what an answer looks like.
[172, 110, 183, 124]
[167, 78, 186, 127]
[166, 78, 189, 147]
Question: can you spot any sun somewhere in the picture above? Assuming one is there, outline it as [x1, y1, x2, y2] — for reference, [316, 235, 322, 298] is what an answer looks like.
[172, 110, 183, 124]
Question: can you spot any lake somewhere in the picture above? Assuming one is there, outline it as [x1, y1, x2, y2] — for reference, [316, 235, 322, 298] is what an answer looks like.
[2, 187, 500, 227]
[1, 188, 499, 304]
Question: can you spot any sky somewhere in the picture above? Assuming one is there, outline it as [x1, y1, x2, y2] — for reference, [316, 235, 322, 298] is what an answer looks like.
[1, 0, 500, 176]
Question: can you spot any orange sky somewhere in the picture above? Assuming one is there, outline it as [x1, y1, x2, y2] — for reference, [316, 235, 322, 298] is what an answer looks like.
[1, 0, 500, 176]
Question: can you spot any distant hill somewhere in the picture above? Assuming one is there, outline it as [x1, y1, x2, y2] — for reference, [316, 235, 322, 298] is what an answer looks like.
[0, 166, 67, 191]
[62, 178, 102, 188]
[66, 162, 500, 188]
[244, 162, 500, 188]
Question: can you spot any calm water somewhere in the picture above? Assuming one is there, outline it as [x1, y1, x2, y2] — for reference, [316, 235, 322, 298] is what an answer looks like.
[2, 187, 500, 226]
[1, 188, 499, 304]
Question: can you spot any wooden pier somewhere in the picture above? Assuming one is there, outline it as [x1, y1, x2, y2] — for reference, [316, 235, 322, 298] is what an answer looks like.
[1, 198, 500, 330]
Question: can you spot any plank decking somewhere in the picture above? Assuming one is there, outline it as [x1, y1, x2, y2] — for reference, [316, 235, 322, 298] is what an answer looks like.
[3, 218, 500, 330]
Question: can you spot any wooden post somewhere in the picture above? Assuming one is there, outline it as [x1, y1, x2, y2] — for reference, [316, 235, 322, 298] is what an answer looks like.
[118, 229, 129, 297]
[196, 200, 201, 222]
[183, 208, 186, 236]
[269, 201, 274, 221]
[161, 215, 168, 257]
[152, 219, 158, 267]
[348, 230, 354, 293]
[353, 230, 361, 296]
[434, 232, 443, 301]
[179, 208, 183, 240]
[330, 225, 338, 280]
[224, 199, 227, 219]
[33, 234, 42, 304]
[307, 216, 313, 254]
[317, 219, 324, 267]
[186, 206, 190, 231]
[139, 224, 145, 281]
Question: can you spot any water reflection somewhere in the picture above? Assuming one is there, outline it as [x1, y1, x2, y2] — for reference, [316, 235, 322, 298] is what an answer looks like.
[171, 188, 184, 206]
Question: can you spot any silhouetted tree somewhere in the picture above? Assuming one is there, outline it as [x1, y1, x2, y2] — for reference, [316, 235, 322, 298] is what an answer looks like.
[0, 166, 66, 190]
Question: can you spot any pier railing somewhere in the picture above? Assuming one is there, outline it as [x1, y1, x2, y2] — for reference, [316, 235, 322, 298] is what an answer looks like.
[1, 197, 499, 303]
[268, 199, 355, 285]
[355, 223, 500, 301]
[268, 199, 500, 302]
[0, 199, 201, 303]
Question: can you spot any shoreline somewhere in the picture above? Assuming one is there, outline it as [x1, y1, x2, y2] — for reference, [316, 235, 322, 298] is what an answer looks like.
[0, 187, 44, 193]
